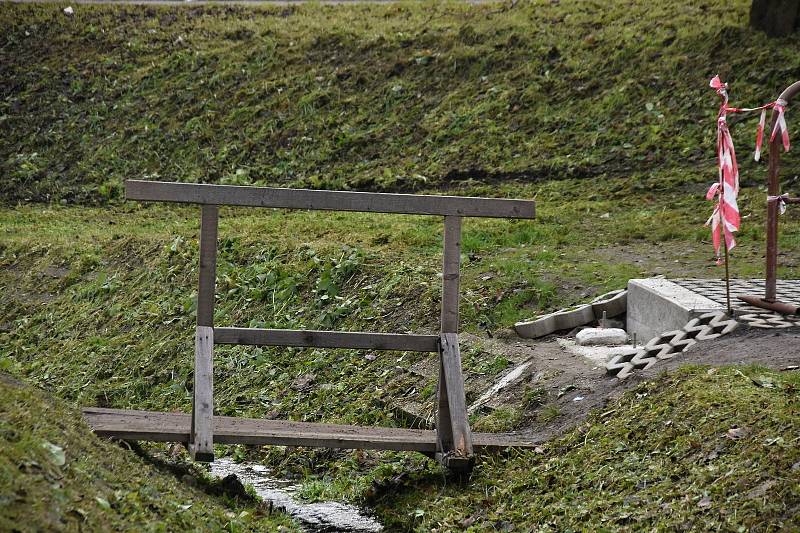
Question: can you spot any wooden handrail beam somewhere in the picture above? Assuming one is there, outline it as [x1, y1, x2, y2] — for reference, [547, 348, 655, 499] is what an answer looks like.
[214, 327, 440, 352]
[125, 180, 536, 219]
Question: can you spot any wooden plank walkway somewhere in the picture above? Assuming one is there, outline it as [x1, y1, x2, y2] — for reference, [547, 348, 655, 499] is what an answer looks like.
[83, 408, 537, 453]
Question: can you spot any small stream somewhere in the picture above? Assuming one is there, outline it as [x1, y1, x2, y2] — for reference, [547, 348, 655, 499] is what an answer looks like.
[209, 459, 383, 532]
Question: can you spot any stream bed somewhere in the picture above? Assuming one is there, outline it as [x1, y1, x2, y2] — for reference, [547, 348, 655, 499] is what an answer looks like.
[209, 458, 383, 532]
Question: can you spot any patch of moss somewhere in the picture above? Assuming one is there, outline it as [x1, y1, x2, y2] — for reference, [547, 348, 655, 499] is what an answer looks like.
[471, 407, 522, 432]
[0, 375, 297, 531]
[1, 1, 799, 203]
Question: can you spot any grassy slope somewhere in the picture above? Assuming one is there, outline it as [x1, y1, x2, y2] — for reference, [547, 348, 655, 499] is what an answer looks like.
[371, 366, 800, 531]
[2, 184, 799, 531]
[2, 180, 798, 419]
[2, 0, 800, 531]
[2, 0, 800, 202]
[0, 375, 297, 532]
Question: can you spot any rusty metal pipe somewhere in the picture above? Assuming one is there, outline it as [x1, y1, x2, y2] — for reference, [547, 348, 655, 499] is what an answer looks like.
[764, 81, 800, 302]
[738, 294, 799, 315]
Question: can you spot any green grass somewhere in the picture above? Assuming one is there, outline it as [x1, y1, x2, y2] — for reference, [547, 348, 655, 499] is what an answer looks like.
[2, 176, 796, 420]
[369, 366, 800, 531]
[2, 0, 800, 530]
[0, 375, 298, 532]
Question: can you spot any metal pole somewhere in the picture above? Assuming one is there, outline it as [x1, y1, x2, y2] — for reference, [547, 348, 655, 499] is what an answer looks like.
[724, 242, 732, 314]
[764, 109, 782, 302]
[765, 82, 800, 302]
[739, 80, 800, 315]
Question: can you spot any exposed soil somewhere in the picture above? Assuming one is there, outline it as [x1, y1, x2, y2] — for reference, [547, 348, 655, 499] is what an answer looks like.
[393, 325, 800, 446]
[653, 326, 800, 372]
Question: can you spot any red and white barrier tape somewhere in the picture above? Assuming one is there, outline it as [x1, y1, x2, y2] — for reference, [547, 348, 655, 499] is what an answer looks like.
[705, 76, 791, 265]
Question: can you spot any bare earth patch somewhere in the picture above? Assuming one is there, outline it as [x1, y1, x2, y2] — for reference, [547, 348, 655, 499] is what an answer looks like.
[393, 326, 800, 446]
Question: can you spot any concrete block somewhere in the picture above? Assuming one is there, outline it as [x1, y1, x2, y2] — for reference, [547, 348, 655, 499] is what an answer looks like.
[515, 288, 627, 339]
[606, 351, 636, 376]
[626, 279, 723, 343]
[591, 289, 627, 319]
[557, 338, 636, 364]
[576, 327, 628, 346]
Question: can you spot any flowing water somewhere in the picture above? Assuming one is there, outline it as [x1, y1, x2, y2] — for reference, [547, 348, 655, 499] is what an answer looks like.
[209, 458, 383, 532]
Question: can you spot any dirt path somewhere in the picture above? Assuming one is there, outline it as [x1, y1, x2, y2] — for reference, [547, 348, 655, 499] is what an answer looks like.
[418, 326, 800, 446]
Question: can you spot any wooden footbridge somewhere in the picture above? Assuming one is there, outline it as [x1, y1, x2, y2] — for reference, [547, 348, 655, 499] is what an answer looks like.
[83, 180, 537, 473]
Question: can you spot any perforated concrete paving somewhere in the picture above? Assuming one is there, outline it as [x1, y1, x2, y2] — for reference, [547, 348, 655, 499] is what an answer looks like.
[673, 278, 800, 328]
[608, 278, 800, 379]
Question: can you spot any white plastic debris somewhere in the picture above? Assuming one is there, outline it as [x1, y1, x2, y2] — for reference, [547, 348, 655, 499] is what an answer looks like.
[63, 6, 74, 15]
[576, 327, 628, 346]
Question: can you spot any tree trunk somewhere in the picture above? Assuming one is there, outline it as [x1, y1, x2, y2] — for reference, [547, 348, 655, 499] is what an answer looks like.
[750, 0, 800, 37]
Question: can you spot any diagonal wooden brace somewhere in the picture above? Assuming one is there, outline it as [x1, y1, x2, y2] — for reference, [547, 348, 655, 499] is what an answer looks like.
[436, 333, 474, 473]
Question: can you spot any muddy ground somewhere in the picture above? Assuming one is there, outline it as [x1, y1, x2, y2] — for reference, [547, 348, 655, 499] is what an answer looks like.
[392, 325, 800, 445]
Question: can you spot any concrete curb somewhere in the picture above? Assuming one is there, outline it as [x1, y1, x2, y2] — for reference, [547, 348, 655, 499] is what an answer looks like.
[514, 289, 627, 339]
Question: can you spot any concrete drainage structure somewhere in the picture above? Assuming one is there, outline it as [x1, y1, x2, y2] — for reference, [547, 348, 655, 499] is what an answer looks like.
[514, 278, 799, 380]
[514, 289, 627, 339]
[606, 311, 739, 379]
[610, 278, 799, 379]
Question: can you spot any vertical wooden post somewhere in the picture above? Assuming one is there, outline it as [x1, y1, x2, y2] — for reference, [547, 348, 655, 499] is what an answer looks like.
[440, 216, 461, 334]
[197, 205, 218, 328]
[191, 326, 214, 461]
[436, 216, 474, 473]
[190, 205, 217, 461]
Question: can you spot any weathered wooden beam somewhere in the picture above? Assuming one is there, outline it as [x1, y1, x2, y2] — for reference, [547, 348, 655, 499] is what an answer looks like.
[83, 407, 538, 452]
[437, 333, 474, 473]
[435, 216, 473, 473]
[214, 327, 439, 352]
[125, 180, 536, 219]
[196, 205, 218, 327]
[441, 215, 461, 333]
[189, 326, 214, 462]
[190, 206, 217, 462]
[435, 347, 454, 455]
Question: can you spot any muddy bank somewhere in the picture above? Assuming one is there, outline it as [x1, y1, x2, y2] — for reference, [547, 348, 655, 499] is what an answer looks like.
[209, 459, 382, 533]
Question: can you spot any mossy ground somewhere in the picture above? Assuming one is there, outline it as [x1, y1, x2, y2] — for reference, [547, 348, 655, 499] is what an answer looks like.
[370, 366, 800, 531]
[2, 0, 800, 531]
[0, 375, 297, 532]
[2, 0, 800, 202]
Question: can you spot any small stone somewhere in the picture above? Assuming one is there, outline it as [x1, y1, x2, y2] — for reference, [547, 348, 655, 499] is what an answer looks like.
[576, 327, 628, 346]
[290, 373, 315, 391]
[726, 426, 748, 440]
